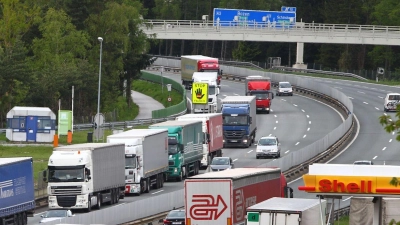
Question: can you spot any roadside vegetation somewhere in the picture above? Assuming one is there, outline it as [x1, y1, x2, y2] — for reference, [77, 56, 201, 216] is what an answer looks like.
[132, 80, 183, 107]
[334, 215, 349, 225]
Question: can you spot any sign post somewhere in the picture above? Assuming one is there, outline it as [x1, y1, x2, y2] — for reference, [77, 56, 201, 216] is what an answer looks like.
[167, 84, 172, 107]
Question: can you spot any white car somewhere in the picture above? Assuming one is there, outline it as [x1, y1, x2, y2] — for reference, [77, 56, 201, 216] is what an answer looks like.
[256, 136, 281, 159]
[39, 209, 74, 223]
[383, 93, 400, 112]
[276, 82, 293, 96]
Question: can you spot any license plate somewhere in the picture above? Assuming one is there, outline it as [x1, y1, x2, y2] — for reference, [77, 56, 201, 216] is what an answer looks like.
[172, 222, 181, 225]
[230, 140, 238, 142]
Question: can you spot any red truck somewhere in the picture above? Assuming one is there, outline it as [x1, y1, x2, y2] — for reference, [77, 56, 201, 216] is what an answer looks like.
[184, 168, 292, 225]
[181, 55, 222, 89]
[245, 76, 274, 114]
[175, 113, 223, 168]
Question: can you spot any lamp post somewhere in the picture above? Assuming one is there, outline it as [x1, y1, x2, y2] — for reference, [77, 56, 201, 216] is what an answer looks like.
[166, 84, 172, 107]
[96, 37, 103, 142]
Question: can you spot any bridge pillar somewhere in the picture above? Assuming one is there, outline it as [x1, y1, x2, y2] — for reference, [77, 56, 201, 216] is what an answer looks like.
[293, 42, 307, 69]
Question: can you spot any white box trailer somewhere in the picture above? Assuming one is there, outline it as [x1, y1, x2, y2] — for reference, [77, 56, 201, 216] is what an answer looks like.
[246, 197, 327, 225]
[191, 72, 220, 113]
[107, 129, 169, 195]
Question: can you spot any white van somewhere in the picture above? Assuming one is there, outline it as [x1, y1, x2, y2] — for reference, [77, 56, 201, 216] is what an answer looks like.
[384, 93, 400, 112]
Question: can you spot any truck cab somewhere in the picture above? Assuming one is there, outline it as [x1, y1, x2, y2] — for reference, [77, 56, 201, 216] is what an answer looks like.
[167, 130, 185, 180]
[191, 72, 220, 113]
[245, 75, 273, 114]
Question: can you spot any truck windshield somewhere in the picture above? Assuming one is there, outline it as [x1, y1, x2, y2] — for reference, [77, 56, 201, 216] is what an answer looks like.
[223, 116, 248, 125]
[209, 86, 216, 95]
[48, 166, 85, 182]
[125, 157, 136, 169]
[251, 93, 269, 99]
[168, 144, 179, 154]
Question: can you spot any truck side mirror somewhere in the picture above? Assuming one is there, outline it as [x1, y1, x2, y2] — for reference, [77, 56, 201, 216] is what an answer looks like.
[249, 117, 252, 124]
[42, 170, 47, 178]
[207, 134, 210, 142]
[217, 87, 220, 95]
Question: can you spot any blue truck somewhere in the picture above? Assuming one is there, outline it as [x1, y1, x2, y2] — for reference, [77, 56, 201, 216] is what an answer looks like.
[0, 157, 35, 225]
[221, 96, 257, 148]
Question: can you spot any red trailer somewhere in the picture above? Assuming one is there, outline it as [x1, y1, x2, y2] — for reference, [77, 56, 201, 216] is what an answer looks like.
[245, 76, 274, 114]
[185, 168, 290, 225]
[176, 113, 223, 168]
[181, 55, 222, 89]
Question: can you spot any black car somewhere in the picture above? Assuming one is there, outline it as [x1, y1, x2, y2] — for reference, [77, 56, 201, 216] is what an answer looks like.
[160, 209, 185, 225]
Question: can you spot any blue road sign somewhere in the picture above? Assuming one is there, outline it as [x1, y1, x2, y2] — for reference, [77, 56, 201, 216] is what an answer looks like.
[281, 6, 296, 12]
[213, 8, 296, 28]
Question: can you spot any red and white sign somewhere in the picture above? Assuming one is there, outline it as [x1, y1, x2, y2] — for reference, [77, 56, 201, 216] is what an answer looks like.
[167, 97, 172, 102]
[185, 180, 232, 225]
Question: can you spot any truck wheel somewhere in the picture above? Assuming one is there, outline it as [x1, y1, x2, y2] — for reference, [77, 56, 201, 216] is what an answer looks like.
[22, 212, 27, 225]
[110, 189, 115, 205]
[161, 175, 164, 187]
[114, 188, 120, 203]
[17, 213, 23, 225]
[177, 170, 183, 182]
[95, 193, 101, 209]
[145, 178, 150, 193]
[267, 110, 270, 114]
[86, 199, 92, 212]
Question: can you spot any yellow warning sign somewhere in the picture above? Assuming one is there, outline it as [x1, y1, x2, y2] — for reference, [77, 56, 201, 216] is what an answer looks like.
[192, 82, 209, 104]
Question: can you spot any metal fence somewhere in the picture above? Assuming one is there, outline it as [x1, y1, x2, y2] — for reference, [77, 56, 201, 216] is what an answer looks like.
[140, 71, 187, 119]
[35, 170, 47, 199]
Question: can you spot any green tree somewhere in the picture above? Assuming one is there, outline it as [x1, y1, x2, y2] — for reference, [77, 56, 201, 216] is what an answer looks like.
[232, 41, 261, 61]
[379, 107, 400, 141]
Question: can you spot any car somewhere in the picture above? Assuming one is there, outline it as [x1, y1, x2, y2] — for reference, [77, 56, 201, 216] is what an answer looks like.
[354, 160, 374, 165]
[209, 157, 234, 172]
[383, 93, 400, 112]
[160, 209, 185, 225]
[276, 81, 293, 96]
[256, 136, 281, 159]
[39, 209, 74, 223]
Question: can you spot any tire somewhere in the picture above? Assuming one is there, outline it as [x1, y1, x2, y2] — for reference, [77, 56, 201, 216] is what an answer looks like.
[86, 199, 92, 212]
[22, 212, 27, 225]
[161, 175, 164, 187]
[195, 162, 199, 175]
[177, 170, 183, 182]
[256, 156, 259, 159]
[145, 178, 150, 193]
[95, 193, 101, 209]
[267, 110, 270, 114]
[17, 213, 23, 225]
[109, 189, 115, 205]
[115, 188, 119, 203]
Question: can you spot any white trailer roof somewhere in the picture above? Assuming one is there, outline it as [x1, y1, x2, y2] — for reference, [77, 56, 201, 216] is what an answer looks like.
[7, 106, 56, 118]
[107, 129, 167, 138]
[176, 113, 221, 120]
[309, 163, 400, 177]
[221, 96, 255, 103]
[188, 168, 280, 180]
[247, 197, 325, 212]
[181, 55, 217, 60]
[0, 157, 32, 166]
[54, 143, 124, 151]
[150, 120, 201, 127]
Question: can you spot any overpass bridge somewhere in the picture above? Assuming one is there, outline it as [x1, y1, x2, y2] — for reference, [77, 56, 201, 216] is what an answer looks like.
[141, 20, 400, 68]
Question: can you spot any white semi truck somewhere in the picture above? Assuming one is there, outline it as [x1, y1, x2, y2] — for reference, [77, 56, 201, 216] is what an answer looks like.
[191, 72, 220, 113]
[106, 129, 169, 195]
[43, 143, 126, 212]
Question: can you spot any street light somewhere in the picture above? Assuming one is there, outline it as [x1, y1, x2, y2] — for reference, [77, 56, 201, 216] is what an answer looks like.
[96, 37, 103, 142]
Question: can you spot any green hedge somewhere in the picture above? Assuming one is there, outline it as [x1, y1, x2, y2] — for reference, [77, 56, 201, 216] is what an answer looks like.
[140, 71, 187, 119]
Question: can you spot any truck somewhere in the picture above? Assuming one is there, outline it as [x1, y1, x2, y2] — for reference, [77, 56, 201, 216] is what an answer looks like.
[0, 157, 35, 225]
[175, 113, 223, 168]
[149, 120, 203, 181]
[245, 75, 274, 114]
[246, 197, 327, 225]
[43, 143, 126, 212]
[181, 55, 222, 89]
[184, 168, 292, 225]
[106, 129, 169, 195]
[221, 96, 257, 148]
[191, 72, 220, 113]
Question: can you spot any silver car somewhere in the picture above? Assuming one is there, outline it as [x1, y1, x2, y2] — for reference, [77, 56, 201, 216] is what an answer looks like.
[256, 136, 281, 159]
[209, 157, 234, 172]
[39, 209, 74, 223]
[276, 82, 293, 96]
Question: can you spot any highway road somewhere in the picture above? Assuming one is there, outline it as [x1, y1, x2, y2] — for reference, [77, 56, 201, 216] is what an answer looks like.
[289, 77, 400, 209]
[27, 71, 345, 224]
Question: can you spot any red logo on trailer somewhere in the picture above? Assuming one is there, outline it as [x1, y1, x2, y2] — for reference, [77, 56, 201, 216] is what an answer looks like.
[190, 194, 228, 220]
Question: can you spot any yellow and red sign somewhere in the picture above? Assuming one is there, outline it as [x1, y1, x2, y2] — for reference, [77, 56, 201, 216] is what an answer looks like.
[298, 175, 400, 195]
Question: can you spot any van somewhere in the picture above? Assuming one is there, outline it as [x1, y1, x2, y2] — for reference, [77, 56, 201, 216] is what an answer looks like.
[276, 81, 293, 96]
[384, 93, 400, 112]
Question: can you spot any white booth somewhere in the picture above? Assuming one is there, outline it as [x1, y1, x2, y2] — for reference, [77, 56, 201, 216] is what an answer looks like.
[6, 106, 56, 142]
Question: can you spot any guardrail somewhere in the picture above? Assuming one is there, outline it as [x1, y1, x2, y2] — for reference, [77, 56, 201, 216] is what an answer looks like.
[272, 66, 368, 81]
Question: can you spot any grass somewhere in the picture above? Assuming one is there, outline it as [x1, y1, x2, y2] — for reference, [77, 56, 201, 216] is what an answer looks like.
[334, 215, 349, 225]
[132, 80, 184, 107]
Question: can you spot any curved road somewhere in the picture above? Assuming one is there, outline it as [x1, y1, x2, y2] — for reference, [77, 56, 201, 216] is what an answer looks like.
[28, 71, 345, 224]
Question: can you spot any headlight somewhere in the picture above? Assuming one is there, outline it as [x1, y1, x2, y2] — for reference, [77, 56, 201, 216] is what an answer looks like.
[243, 139, 248, 143]
[174, 168, 178, 173]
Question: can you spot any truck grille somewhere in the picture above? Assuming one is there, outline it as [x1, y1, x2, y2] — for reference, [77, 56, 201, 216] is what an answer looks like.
[56, 195, 77, 207]
[208, 98, 213, 102]
[169, 161, 175, 166]
[224, 130, 245, 138]
[52, 186, 82, 195]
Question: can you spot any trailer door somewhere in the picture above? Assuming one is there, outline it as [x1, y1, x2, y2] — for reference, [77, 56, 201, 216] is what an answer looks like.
[258, 212, 300, 225]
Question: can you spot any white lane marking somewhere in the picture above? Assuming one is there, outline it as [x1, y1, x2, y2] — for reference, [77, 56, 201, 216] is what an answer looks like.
[378, 96, 384, 99]
[285, 150, 290, 154]
[301, 109, 305, 112]
[271, 109, 274, 112]
[358, 91, 365, 94]
[276, 121, 278, 123]
[299, 95, 345, 122]
[375, 107, 379, 110]
[334, 86, 343, 89]
[281, 99, 287, 101]
[152, 190, 164, 195]
[289, 114, 360, 185]
[269, 134, 272, 136]
[384, 113, 387, 116]
[382, 147, 387, 151]
[393, 132, 395, 135]
[309, 121, 311, 124]
[363, 102, 368, 104]
[348, 96, 354, 99]
[295, 142, 300, 145]
[274, 127, 277, 130]
[223, 94, 227, 97]
[274, 115, 277, 117]
[234, 93, 239, 96]
[343, 197, 352, 201]
[307, 128, 310, 131]
[373, 156, 378, 160]
[389, 139, 393, 142]
[293, 104, 298, 107]
[389, 119, 393, 122]
[247, 150, 253, 153]
[303, 135, 307, 138]
[233, 158, 238, 162]
[371, 88, 376, 90]
[306, 115, 310, 118]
